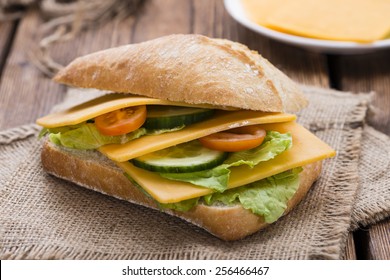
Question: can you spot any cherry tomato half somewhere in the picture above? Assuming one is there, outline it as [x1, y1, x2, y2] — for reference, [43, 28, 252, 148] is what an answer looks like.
[95, 105, 147, 136]
[199, 125, 266, 152]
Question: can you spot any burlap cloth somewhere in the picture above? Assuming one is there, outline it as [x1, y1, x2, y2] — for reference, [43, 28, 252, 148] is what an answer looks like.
[1, 86, 389, 260]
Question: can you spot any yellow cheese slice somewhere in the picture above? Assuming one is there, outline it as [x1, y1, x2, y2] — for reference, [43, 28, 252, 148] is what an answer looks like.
[242, 0, 390, 43]
[99, 111, 296, 162]
[241, 0, 283, 26]
[36, 93, 223, 128]
[116, 121, 336, 203]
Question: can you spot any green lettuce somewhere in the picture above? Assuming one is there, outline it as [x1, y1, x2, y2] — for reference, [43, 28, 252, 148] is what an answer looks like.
[160, 168, 302, 223]
[204, 167, 302, 223]
[223, 131, 292, 167]
[42, 123, 187, 150]
[160, 165, 230, 192]
[159, 131, 292, 192]
[45, 123, 147, 150]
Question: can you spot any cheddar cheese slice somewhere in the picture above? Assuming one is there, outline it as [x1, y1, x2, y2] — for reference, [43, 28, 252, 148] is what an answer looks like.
[117, 121, 336, 203]
[241, 0, 282, 26]
[242, 0, 390, 43]
[36, 93, 222, 128]
[99, 111, 296, 162]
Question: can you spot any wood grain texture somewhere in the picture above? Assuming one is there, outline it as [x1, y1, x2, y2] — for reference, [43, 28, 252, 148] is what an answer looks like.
[0, 11, 64, 129]
[343, 234, 357, 260]
[0, 21, 17, 79]
[336, 50, 390, 134]
[368, 219, 390, 259]
[131, 0, 192, 42]
[0, 9, 140, 129]
[49, 14, 137, 67]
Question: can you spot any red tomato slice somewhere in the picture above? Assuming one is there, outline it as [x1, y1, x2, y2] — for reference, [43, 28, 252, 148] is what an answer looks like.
[199, 125, 266, 152]
[95, 105, 147, 136]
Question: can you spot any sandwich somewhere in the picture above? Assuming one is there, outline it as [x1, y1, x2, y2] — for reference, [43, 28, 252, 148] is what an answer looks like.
[36, 34, 336, 241]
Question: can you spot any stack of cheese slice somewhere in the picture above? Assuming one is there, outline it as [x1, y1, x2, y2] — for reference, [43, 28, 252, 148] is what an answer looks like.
[242, 0, 390, 43]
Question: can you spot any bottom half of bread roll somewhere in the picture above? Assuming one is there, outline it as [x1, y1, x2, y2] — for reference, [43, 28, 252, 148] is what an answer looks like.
[41, 140, 322, 241]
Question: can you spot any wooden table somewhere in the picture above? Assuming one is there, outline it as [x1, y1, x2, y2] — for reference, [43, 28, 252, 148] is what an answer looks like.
[0, 0, 389, 259]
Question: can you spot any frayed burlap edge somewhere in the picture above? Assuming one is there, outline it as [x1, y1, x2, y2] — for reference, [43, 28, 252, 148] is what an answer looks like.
[302, 92, 367, 259]
[313, 126, 362, 259]
[350, 125, 390, 230]
[0, 123, 40, 144]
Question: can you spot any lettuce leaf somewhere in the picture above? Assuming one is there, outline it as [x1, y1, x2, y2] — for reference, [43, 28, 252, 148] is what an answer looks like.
[223, 131, 292, 167]
[159, 168, 302, 224]
[160, 164, 230, 192]
[43, 123, 187, 150]
[159, 131, 292, 192]
[203, 167, 302, 223]
[47, 123, 147, 149]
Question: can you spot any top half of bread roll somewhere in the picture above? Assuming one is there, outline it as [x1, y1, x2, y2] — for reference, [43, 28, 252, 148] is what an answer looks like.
[54, 34, 307, 113]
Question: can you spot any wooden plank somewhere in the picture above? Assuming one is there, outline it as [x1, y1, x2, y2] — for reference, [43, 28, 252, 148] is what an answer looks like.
[344, 233, 357, 259]
[336, 50, 390, 134]
[49, 13, 137, 68]
[343, 234, 357, 260]
[368, 219, 390, 259]
[335, 50, 390, 259]
[0, 11, 65, 129]
[131, 0, 192, 42]
[0, 21, 17, 78]
[0, 9, 139, 129]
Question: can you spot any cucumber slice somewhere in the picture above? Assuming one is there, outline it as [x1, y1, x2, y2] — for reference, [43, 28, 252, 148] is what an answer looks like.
[132, 140, 228, 173]
[143, 106, 214, 129]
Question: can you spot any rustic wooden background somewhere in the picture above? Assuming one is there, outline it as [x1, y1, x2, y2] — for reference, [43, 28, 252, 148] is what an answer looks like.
[0, 0, 389, 259]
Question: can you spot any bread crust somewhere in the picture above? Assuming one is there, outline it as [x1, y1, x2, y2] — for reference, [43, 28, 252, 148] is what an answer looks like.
[54, 34, 307, 113]
[41, 140, 321, 241]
